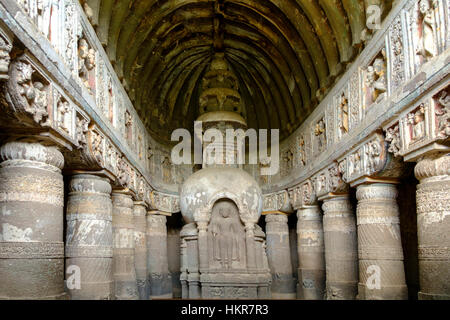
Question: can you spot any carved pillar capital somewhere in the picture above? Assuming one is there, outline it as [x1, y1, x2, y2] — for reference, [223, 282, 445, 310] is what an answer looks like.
[415, 153, 450, 181]
[0, 140, 64, 170]
[320, 194, 353, 214]
[265, 213, 289, 224]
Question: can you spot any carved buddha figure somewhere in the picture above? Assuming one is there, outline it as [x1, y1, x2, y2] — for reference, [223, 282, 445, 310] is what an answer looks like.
[210, 200, 242, 270]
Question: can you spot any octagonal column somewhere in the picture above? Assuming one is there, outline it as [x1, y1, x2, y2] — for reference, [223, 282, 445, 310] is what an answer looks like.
[297, 205, 326, 300]
[355, 182, 407, 300]
[65, 174, 113, 299]
[320, 194, 358, 300]
[112, 191, 138, 300]
[133, 201, 149, 300]
[147, 212, 172, 299]
[0, 141, 66, 299]
[415, 155, 450, 300]
[265, 213, 296, 299]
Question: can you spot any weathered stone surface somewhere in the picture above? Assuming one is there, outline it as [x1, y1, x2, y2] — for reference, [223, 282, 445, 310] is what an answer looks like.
[133, 201, 149, 300]
[297, 205, 326, 300]
[65, 174, 113, 300]
[356, 183, 408, 300]
[415, 154, 450, 300]
[0, 141, 65, 299]
[167, 227, 181, 299]
[321, 195, 358, 300]
[112, 191, 138, 300]
[265, 214, 296, 299]
[147, 213, 172, 299]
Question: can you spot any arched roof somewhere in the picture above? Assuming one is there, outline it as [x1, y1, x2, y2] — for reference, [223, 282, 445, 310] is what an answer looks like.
[81, 0, 393, 143]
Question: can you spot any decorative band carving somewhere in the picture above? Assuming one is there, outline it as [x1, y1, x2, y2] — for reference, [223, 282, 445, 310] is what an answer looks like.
[0, 241, 64, 258]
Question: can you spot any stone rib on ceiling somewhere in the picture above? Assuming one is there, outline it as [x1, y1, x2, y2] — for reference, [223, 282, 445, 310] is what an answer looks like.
[81, 0, 393, 144]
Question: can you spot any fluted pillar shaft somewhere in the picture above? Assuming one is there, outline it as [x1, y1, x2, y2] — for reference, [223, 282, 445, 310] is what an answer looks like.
[321, 195, 358, 300]
[356, 183, 407, 300]
[0, 141, 66, 299]
[415, 155, 450, 300]
[133, 202, 149, 300]
[147, 213, 172, 299]
[65, 174, 113, 299]
[112, 191, 138, 300]
[297, 205, 326, 300]
[265, 214, 296, 299]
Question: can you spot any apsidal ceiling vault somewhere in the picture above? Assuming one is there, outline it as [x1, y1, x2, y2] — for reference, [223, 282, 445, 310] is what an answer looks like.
[81, 0, 393, 143]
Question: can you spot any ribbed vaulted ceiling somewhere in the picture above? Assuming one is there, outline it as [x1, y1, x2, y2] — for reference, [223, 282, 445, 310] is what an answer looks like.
[81, 0, 393, 144]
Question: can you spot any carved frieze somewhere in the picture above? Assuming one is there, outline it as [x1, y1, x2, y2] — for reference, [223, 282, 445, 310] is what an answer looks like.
[7, 54, 51, 127]
[349, 70, 361, 130]
[434, 87, 450, 139]
[151, 191, 180, 214]
[263, 190, 292, 213]
[363, 49, 387, 110]
[53, 89, 74, 139]
[338, 133, 387, 185]
[389, 15, 407, 92]
[384, 85, 450, 161]
[314, 162, 348, 199]
[0, 27, 12, 81]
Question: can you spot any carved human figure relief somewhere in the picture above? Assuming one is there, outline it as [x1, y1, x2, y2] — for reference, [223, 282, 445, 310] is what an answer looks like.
[161, 156, 172, 184]
[125, 110, 133, 143]
[365, 50, 387, 107]
[78, 37, 96, 92]
[434, 88, 450, 139]
[314, 118, 327, 154]
[208, 199, 245, 270]
[408, 104, 426, 142]
[281, 148, 294, 177]
[0, 34, 12, 80]
[56, 94, 70, 134]
[417, 0, 437, 61]
[385, 125, 401, 156]
[297, 135, 306, 166]
[75, 114, 89, 149]
[338, 93, 349, 137]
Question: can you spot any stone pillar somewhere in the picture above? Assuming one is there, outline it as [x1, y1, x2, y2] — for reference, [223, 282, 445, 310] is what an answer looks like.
[133, 201, 149, 300]
[197, 221, 209, 272]
[0, 141, 66, 299]
[321, 194, 358, 300]
[181, 223, 199, 299]
[112, 191, 138, 300]
[415, 155, 450, 300]
[265, 214, 296, 299]
[180, 237, 188, 299]
[355, 183, 408, 300]
[245, 223, 257, 270]
[297, 205, 326, 300]
[65, 174, 113, 299]
[167, 228, 181, 298]
[147, 213, 172, 299]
